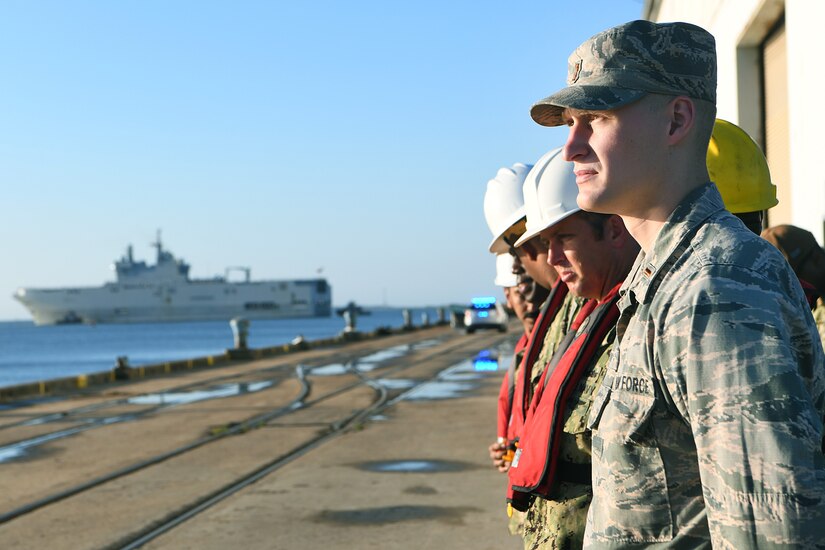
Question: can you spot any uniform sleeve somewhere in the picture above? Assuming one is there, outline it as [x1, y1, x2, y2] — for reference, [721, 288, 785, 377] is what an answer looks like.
[659, 263, 825, 547]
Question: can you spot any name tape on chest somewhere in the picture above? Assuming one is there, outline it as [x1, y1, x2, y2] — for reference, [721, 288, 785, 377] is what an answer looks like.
[612, 374, 652, 396]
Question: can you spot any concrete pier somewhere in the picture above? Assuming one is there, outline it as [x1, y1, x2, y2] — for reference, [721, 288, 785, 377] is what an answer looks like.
[0, 322, 522, 550]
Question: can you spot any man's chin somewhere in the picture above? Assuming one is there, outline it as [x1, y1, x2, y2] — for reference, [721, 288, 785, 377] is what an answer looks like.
[576, 193, 595, 210]
[576, 194, 611, 214]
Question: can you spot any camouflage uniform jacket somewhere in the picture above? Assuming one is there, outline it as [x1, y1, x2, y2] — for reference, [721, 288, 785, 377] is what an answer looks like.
[522, 326, 614, 550]
[585, 183, 825, 548]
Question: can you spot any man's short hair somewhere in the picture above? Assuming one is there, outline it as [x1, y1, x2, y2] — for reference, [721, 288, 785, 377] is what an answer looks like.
[579, 212, 612, 240]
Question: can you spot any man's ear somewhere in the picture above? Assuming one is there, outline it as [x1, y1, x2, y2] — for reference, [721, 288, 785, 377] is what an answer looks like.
[606, 215, 626, 246]
[667, 96, 696, 145]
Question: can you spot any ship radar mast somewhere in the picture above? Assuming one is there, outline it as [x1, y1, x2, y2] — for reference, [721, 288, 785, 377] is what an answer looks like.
[151, 229, 164, 262]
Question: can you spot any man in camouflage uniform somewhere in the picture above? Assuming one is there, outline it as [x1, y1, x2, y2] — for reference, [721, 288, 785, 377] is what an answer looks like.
[529, 20, 825, 547]
[510, 148, 638, 549]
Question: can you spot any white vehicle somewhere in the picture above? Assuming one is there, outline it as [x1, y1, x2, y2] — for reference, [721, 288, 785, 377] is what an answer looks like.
[463, 297, 508, 334]
[14, 234, 332, 326]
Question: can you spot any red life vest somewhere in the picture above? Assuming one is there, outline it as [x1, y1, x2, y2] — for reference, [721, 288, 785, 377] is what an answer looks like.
[497, 333, 529, 440]
[507, 283, 621, 512]
[506, 279, 569, 445]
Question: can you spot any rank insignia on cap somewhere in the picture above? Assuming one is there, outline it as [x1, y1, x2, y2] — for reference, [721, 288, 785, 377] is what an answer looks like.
[570, 59, 583, 83]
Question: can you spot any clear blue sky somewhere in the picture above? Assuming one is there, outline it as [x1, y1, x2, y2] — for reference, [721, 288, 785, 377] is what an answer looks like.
[0, 0, 643, 321]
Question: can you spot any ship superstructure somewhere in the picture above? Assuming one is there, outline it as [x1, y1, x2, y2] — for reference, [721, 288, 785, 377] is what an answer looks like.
[14, 236, 332, 325]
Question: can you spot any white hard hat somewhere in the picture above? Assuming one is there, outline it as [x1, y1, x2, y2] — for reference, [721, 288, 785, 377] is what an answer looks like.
[494, 253, 517, 287]
[514, 148, 580, 248]
[483, 163, 532, 254]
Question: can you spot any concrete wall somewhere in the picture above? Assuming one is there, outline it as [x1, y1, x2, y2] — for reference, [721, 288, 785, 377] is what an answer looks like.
[785, 0, 825, 244]
[643, 0, 825, 244]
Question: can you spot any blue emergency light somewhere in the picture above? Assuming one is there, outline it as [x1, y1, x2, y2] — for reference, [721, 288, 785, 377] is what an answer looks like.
[471, 296, 497, 307]
[474, 358, 499, 371]
[473, 350, 500, 371]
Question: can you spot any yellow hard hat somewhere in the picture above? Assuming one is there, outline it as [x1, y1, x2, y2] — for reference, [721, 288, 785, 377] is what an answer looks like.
[707, 119, 778, 213]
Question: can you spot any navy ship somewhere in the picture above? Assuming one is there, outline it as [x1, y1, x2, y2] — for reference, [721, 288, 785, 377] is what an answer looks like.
[14, 235, 332, 325]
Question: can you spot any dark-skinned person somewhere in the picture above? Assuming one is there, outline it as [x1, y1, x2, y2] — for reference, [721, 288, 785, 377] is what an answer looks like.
[483, 163, 542, 537]
[483, 160, 583, 538]
[492, 251, 532, 473]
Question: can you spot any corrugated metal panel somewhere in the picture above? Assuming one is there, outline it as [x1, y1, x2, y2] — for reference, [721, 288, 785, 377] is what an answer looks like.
[763, 21, 791, 226]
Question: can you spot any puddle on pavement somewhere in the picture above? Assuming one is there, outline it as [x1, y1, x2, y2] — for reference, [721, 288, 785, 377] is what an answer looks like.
[395, 346, 512, 402]
[0, 412, 140, 463]
[403, 380, 478, 400]
[392, 360, 480, 402]
[356, 340, 444, 370]
[0, 380, 274, 462]
[309, 363, 351, 376]
[21, 412, 68, 426]
[354, 459, 473, 473]
[373, 378, 417, 390]
[356, 345, 409, 365]
[310, 339, 446, 377]
[127, 381, 273, 406]
[0, 425, 91, 462]
[315, 505, 479, 525]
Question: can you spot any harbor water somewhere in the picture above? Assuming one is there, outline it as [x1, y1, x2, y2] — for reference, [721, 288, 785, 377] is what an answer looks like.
[0, 307, 445, 388]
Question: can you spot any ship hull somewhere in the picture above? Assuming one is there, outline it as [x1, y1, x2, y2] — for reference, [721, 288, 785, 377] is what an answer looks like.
[15, 279, 332, 326]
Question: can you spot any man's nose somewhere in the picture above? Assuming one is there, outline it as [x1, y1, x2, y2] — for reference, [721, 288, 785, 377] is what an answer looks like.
[563, 122, 588, 162]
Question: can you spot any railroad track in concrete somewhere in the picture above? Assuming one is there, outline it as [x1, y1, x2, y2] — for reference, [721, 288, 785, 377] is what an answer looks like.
[0, 335, 446, 434]
[0, 327, 515, 550]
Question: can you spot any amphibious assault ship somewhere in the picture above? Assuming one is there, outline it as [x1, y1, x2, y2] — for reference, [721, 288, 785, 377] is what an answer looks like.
[14, 236, 332, 325]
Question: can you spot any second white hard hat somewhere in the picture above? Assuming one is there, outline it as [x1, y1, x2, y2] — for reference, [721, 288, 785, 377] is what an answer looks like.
[494, 253, 518, 287]
[514, 148, 580, 248]
[483, 163, 533, 254]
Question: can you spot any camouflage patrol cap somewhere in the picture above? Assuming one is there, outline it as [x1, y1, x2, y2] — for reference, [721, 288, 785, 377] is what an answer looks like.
[531, 20, 717, 127]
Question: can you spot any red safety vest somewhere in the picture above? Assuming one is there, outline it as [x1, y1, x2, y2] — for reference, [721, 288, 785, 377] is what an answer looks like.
[497, 332, 529, 440]
[507, 283, 621, 512]
[506, 279, 569, 445]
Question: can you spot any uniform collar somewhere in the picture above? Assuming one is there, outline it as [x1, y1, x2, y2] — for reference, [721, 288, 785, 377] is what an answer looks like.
[620, 182, 725, 307]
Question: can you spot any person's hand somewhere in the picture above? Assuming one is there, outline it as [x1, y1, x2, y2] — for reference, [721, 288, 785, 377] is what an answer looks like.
[488, 440, 512, 473]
